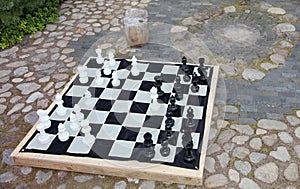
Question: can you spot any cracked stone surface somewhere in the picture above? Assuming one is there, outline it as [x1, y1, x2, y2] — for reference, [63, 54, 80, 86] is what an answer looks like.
[0, 0, 300, 188]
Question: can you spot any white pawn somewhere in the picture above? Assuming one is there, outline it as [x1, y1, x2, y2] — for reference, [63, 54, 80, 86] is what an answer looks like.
[78, 65, 88, 84]
[37, 123, 50, 144]
[95, 69, 104, 85]
[84, 90, 94, 108]
[73, 104, 84, 123]
[150, 86, 160, 112]
[103, 60, 112, 75]
[131, 56, 140, 76]
[80, 120, 95, 146]
[108, 50, 116, 68]
[37, 109, 51, 129]
[58, 123, 70, 142]
[69, 112, 80, 132]
[55, 93, 67, 117]
[112, 71, 120, 87]
[96, 48, 104, 64]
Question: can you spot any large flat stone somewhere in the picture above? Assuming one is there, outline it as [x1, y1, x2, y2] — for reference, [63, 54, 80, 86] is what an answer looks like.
[254, 162, 278, 184]
[257, 119, 287, 130]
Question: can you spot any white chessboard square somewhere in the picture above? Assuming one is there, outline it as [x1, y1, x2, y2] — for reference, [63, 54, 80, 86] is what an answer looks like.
[78, 97, 98, 110]
[188, 85, 208, 96]
[176, 133, 200, 149]
[151, 144, 176, 163]
[122, 79, 142, 91]
[96, 124, 122, 140]
[123, 113, 146, 128]
[146, 103, 168, 115]
[161, 82, 174, 93]
[142, 72, 158, 81]
[136, 127, 160, 144]
[133, 91, 151, 103]
[50, 107, 73, 121]
[67, 136, 93, 154]
[90, 77, 111, 88]
[86, 68, 98, 77]
[64, 121, 81, 136]
[111, 101, 132, 112]
[183, 106, 204, 120]
[161, 117, 182, 132]
[134, 62, 149, 72]
[117, 69, 130, 79]
[109, 140, 135, 158]
[161, 65, 179, 74]
[87, 110, 109, 124]
[25, 133, 56, 150]
[109, 60, 121, 70]
[193, 66, 211, 77]
[66, 86, 89, 97]
[100, 88, 122, 100]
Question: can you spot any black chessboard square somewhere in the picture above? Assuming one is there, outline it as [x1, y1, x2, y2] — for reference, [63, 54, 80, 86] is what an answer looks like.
[105, 112, 126, 125]
[81, 109, 92, 119]
[117, 90, 137, 100]
[106, 79, 126, 89]
[130, 142, 145, 161]
[187, 96, 207, 106]
[62, 96, 81, 108]
[117, 59, 131, 70]
[146, 63, 164, 73]
[138, 81, 155, 91]
[169, 147, 200, 170]
[168, 105, 184, 117]
[158, 93, 171, 104]
[48, 136, 75, 155]
[89, 123, 102, 136]
[89, 139, 114, 159]
[95, 99, 115, 111]
[46, 120, 64, 134]
[162, 74, 177, 83]
[157, 131, 179, 146]
[100, 69, 112, 78]
[116, 127, 140, 141]
[88, 87, 105, 98]
[73, 76, 94, 86]
[130, 102, 149, 114]
[173, 84, 190, 94]
[143, 115, 164, 129]
[86, 58, 104, 68]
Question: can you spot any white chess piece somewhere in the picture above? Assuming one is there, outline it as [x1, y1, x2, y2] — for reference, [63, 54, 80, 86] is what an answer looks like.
[58, 123, 70, 142]
[108, 49, 116, 68]
[55, 93, 67, 117]
[80, 120, 95, 146]
[37, 109, 51, 129]
[84, 90, 94, 108]
[95, 69, 104, 85]
[73, 104, 84, 122]
[77, 65, 88, 84]
[103, 60, 112, 75]
[131, 56, 140, 76]
[37, 123, 50, 144]
[69, 112, 80, 132]
[96, 48, 104, 64]
[150, 86, 160, 112]
[112, 71, 120, 87]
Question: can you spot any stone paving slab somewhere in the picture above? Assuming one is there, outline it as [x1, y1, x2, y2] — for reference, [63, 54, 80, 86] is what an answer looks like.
[0, 0, 300, 188]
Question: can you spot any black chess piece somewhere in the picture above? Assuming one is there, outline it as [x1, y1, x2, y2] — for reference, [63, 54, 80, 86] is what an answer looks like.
[160, 138, 170, 157]
[174, 76, 183, 101]
[165, 109, 175, 127]
[165, 123, 173, 139]
[184, 140, 195, 163]
[143, 132, 155, 159]
[199, 57, 205, 67]
[181, 56, 187, 70]
[169, 95, 178, 111]
[191, 72, 199, 93]
[186, 107, 195, 129]
[154, 75, 164, 97]
[183, 71, 190, 82]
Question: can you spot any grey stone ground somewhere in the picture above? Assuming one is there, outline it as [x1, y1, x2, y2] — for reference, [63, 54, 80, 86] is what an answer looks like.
[0, 0, 300, 188]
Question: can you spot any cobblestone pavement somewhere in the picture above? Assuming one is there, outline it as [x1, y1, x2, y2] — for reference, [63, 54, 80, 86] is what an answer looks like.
[1, 0, 300, 188]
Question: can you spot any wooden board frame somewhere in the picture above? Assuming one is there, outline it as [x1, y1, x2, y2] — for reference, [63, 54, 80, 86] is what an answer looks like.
[11, 58, 219, 186]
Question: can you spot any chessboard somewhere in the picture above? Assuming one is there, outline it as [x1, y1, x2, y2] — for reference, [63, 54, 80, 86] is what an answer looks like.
[11, 53, 219, 185]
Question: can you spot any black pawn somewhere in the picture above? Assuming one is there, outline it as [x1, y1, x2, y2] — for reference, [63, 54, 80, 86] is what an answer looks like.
[165, 109, 175, 127]
[143, 132, 155, 159]
[165, 123, 173, 139]
[169, 95, 178, 111]
[182, 56, 187, 69]
[183, 72, 190, 82]
[174, 76, 183, 100]
[191, 72, 199, 93]
[184, 140, 195, 163]
[160, 138, 170, 157]
[186, 107, 195, 129]
[154, 75, 164, 97]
